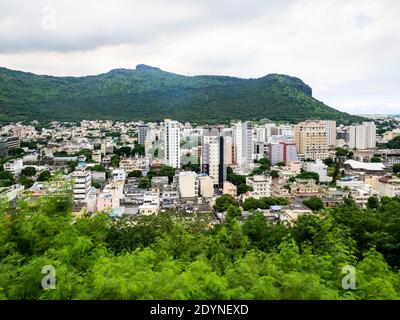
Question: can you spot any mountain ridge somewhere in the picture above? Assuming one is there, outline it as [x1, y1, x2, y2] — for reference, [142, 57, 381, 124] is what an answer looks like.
[0, 64, 361, 124]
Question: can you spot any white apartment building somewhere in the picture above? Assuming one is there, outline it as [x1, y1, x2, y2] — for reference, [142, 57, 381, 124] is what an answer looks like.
[264, 123, 277, 143]
[233, 121, 253, 170]
[348, 122, 376, 150]
[321, 120, 337, 146]
[246, 175, 272, 197]
[164, 119, 181, 168]
[278, 125, 294, 137]
[71, 169, 92, 203]
[178, 171, 199, 198]
[4, 159, 23, 175]
[302, 159, 333, 183]
[254, 126, 266, 143]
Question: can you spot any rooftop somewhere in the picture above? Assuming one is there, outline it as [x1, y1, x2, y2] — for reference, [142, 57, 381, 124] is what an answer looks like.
[344, 160, 386, 171]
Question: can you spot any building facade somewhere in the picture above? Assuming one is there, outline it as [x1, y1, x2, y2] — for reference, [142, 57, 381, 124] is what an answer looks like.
[164, 119, 181, 168]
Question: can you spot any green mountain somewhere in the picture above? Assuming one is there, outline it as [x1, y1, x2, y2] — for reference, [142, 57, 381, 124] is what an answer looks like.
[0, 64, 360, 124]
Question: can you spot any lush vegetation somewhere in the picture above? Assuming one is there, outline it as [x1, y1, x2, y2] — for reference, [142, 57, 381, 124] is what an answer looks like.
[0, 65, 362, 124]
[1, 189, 400, 299]
[387, 136, 400, 149]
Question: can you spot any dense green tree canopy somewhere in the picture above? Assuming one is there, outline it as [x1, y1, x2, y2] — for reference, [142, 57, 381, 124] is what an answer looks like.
[128, 170, 142, 178]
[1, 189, 400, 300]
[296, 171, 320, 183]
[302, 197, 324, 211]
[21, 167, 37, 177]
[37, 171, 51, 182]
[387, 136, 400, 149]
[215, 194, 238, 212]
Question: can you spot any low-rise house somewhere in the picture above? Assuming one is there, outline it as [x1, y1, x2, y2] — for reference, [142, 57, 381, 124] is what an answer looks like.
[246, 175, 272, 197]
[291, 179, 321, 197]
[223, 182, 237, 197]
[374, 176, 400, 197]
[4, 159, 23, 175]
[303, 159, 332, 183]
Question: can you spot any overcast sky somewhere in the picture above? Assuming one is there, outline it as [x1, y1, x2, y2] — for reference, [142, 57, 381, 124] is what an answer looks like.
[1, 0, 399, 114]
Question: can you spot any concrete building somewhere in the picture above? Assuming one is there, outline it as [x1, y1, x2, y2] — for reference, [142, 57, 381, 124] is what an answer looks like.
[321, 120, 337, 146]
[92, 151, 102, 163]
[138, 191, 160, 215]
[71, 168, 92, 203]
[164, 119, 181, 168]
[4, 159, 23, 175]
[223, 181, 237, 197]
[199, 175, 214, 198]
[246, 175, 272, 197]
[287, 161, 302, 174]
[291, 179, 321, 197]
[294, 121, 329, 160]
[348, 122, 376, 150]
[138, 124, 148, 145]
[373, 176, 400, 197]
[269, 142, 298, 165]
[302, 159, 333, 183]
[178, 171, 199, 198]
[0, 136, 21, 157]
[233, 121, 253, 170]
[201, 129, 227, 187]
[119, 158, 149, 172]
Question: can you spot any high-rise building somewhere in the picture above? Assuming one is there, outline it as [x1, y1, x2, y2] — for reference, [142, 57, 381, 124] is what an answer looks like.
[201, 129, 227, 187]
[348, 122, 376, 150]
[233, 121, 253, 170]
[264, 123, 277, 143]
[138, 124, 148, 145]
[164, 119, 181, 168]
[269, 142, 298, 165]
[199, 175, 214, 198]
[294, 121, 329, 160]
[321, 120, 337, 146]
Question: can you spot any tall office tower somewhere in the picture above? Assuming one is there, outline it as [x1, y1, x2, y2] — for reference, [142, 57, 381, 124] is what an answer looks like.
[321, 120, 337, 146]
[164, 119, 181, 168]
[201, 129, 227, 187]
[348, 122, 376, 150]
[294, 121, 329, 160]
[138, 124, 148, 145]
[269, 142, 298, 165]
[233, 121, 253, 170]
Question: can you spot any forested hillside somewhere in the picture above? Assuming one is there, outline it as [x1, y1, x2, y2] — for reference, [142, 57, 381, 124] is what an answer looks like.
[0, 65, 361, 124]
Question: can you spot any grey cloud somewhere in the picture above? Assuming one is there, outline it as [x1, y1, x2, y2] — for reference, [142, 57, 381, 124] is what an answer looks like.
[0, 0, 399, 114]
